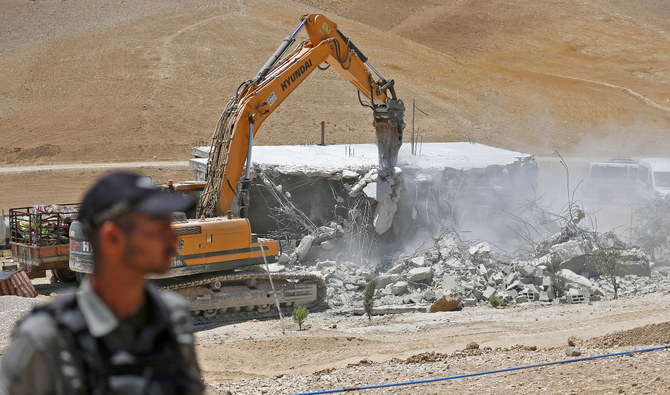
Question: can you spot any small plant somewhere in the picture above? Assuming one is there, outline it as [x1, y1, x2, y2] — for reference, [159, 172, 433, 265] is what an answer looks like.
[488, 294, 502, 308]
[591, 246, 622, 300]
[548, 253, 567, 299]
[292, 306, 309, 330]
[363, 279, 378, 320]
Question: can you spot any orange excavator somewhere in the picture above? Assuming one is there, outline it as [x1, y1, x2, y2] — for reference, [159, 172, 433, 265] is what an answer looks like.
[69, 14, 405, 321]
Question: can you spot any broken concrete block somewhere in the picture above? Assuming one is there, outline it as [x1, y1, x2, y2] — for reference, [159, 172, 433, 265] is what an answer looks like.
[461, 280, 475, 292]
[376, 274, 400, 289]
[549, 240, 587, 262]
[423, 289, 436, 302]
[437, 234, 459, 253]
[408, 267, 432, 283]
[409, 256, 426, 267]
[515, 295, 528, 304]
[315, 260, 337, 270]
[519, 266, 535, 277]
[443, 257, 463, 269]
[442, 275, 457, 292]
[373, 189, 398, 234]
[267, 263, 285, 273]
[483, 286, 496, 300]
[392, 281, 409, 296]
[462, 298, 477, 307]
[328, 278, 344, 288]
[295, 234, 315, 261]
[469, 242, 491, 257]
[341, 169, 358, 179]
[506, 280, 523, 291]
[316, 225, 338, 242]
[617, 249, 651, 277]
[387, 262, 406, 275]
[472, 289, 484, 300]
[566, 293, 586, 304]
[431, 264, 444, 279]
[491, 272, 504, 284]
[559, 269, 593, 292]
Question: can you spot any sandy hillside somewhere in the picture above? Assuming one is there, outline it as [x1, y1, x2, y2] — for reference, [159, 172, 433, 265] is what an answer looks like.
[1, 0, 670, 169]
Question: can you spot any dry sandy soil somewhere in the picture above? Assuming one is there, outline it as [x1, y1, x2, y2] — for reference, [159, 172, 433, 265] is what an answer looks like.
[195, 293, 670, 394]
[3, 276, 669, 394]
[2, 1, 670, 393]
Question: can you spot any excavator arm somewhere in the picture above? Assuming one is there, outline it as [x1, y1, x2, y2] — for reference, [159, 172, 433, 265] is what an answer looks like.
[198, 14, 405, 218]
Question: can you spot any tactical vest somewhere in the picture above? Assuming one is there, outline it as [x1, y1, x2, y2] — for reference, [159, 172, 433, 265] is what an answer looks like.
[34, 292, 204, 395]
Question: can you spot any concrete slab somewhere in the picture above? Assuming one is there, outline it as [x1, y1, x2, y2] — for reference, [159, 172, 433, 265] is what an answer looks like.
[190, 142, 533, 178]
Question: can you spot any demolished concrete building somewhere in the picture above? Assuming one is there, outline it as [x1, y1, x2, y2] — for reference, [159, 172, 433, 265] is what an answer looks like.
[189, 142, 656, 311]
[191, 142, 538, 260]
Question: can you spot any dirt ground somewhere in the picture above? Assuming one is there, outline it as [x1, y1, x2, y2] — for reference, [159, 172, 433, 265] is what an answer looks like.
[163, 292, 670, 394]
[2, 1, 670, 393]
[3, 275, 670, 394]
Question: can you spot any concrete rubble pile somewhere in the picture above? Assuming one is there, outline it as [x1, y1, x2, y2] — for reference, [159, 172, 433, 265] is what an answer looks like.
[275, 228, 663, 312]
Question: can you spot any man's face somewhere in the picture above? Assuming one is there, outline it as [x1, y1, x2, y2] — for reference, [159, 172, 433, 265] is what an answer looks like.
[121, 214, 177, 275]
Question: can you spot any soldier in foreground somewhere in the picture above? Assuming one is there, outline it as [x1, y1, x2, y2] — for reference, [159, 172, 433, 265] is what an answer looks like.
[0, 172, 204, 394]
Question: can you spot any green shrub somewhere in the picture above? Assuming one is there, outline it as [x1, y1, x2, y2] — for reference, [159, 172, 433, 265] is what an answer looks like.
[591, 246, 622, 300]
[363, 279, 378, 320]
[292, 306, 309, 330]
[548, 253, 567, 299]
[489, 294, 502, 308]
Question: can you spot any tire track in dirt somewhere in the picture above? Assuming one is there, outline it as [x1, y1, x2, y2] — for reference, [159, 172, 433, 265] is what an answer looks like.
[533, 71, 670, 113]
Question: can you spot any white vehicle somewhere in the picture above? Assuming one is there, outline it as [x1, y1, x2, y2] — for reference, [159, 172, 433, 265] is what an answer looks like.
[583, 159, 638, 202]
[637, 158, 670, 200]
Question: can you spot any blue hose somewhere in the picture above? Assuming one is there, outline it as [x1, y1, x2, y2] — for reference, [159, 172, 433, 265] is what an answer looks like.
[291, 345, 668, 395]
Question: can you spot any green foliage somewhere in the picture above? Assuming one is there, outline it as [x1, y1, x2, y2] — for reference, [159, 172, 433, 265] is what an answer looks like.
[488, 294, 502, 308]
[363, 279, 378, 320]
[590, 246, 622, 300]
[292, 306, 309, 330]
[548, 253, 567, 299]
[633, 199, 670, 262]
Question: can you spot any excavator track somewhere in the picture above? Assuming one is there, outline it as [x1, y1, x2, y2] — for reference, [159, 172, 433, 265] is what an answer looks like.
[152, 271, 326, 325]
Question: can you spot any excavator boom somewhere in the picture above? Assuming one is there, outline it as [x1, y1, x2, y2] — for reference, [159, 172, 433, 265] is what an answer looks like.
[70, 15, 406, 322]
[198, 14, 405, 218]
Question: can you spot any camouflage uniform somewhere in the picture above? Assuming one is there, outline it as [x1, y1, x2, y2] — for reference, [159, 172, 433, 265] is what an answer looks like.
[0, 280, 203, 395]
